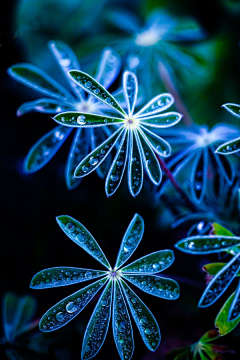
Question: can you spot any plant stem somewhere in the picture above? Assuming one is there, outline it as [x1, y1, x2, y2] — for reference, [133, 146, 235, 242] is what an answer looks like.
[157, 155, 197, 212]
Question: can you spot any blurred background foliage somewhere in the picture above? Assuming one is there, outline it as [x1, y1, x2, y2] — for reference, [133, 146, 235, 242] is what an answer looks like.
[1, 0, 240, 359]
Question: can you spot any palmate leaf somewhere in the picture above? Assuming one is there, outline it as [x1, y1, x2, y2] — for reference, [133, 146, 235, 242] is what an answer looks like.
[17, 98, 71, 116]
[139, 126, 171, 157]
[228, 279, 240, 321]
[112, 280, 134, 360]
[222, 103, 240, 118]
[24, 126, 72, 173]
[215, 292, 240, 336]
[81, 280, 113, 360]
[122, 274, 180, 300]
[198, 252, 240, 307]
[175, 235, 240, 254]
[30, 267, 107, 289]
[95, 48, 121, 89]
[56, 215, 110, 269]
[121, 250, 174, 274]
[123, 71, 138, 116]
[54, 112, 123, 127]
[127, 130, 144, 197]
[69, 70, 126, 116]
[140, 112, 182, 128]
[120, 279, 161, 351]
[115, 213, 144, 270]
[74, 127, 124, 177]
[39, 277, 108, 332]
[136, 93, 174, 118]
[215, 137, 240, 155]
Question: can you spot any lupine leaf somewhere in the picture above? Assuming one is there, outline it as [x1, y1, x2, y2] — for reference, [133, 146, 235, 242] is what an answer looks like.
[136, 93, 174, 118]
[215, 137, 240, 155]
[127, 130, 143, 197]
[8, 64, 71, 100]
[228, 279, 240, 321]
[56, 215, 110, 269]
[91, 127, 112, 179]
[81, 280, 113, 360]
[95, 48, 121, 89]
[139, 126, 171, 157]
[191, 149, 208, 203]
[123, 71, 138, 116]
[202, 263, 228, 276]
[175, 235, 240, 254]
[65, 129, 89, 190]
[140, 112, 182, 128]
[30, 267, 107, 289]
[115, 213, 144, 270]
[222, 103, 240, 118]
[213, 151, 234, 184]
[211, 223, 235, 237]
[49, 40, 83, 99]
[198, 252, 240, 307]
[17, 98, 71, 116]
[24, 126, 72, 173]
[136, 130, 162, 185]
[39, 277, 108, 332]
[54, 112, 123, 127]
[122, 274, 180, 300]
[199, 329, 219, 343]
[121, 250, 174, 274]
[69, 70, 126, 116]
[74, 127, 124, 177]
[120, 279, 160, 351]
[215, 292, 240, 335]
[105, 130, 129, 197]
[112, 280, 134, 360]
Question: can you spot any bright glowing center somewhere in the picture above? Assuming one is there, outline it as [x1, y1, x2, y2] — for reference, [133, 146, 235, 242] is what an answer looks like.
[75, 99, 97, 113]
[195, 128, 217, 148]
[135, 24, 168, 47]
[124, 116, 139, 128]
[109, 269, 119, 278]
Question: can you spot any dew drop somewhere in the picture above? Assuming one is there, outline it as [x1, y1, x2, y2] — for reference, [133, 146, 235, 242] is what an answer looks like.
[56, 312, 64, 322]
[111, 174, 119, 182]
[77, 115, 86, 125]
[66, 302, 78, 313]
[89, 157, 98, 166]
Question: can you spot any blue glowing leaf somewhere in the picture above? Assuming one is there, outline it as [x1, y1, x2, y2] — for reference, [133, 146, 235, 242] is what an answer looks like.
[112, 280, 134, 360]
[191, 149, 208, 203]
[122, 274, 180, 300]
[120, 279, 161, 351]
[136, 130, 162, 185]
[65, 129, 89, 190]
[95, 48, 121, 89]
[121, 250, 174, 274]
[115, 213, 144, 270]
[81, 280, 113, 360]
[69, 70, 126, 116]
[215, 137, 240, 155]
[198, 252, 240, 307]
[128, 131, 143, 197]
[49, 40, 83, 99]
[139, 126, 171, 157]
[56, 215, 110, 269]
[105, 130, 129, 197]
[24, 126, 72, 173]
[222, 103, 240, 119]
[39, 277, 108, 332]
[17, 98, 71, 116]
[8, 64, 71, 100]
[175, 235, 240, 254]
[54, 112, 123, 127]
[213, 150, 234, 184]
[91, 128, 112, 179]
[140, 112, 182, 128]
[136, 94, 174, 118]
[30, 267, 107, 289]
[123, 71, 138, 116]
[228, 279, 240, 321]
[74, 127, 124, 177]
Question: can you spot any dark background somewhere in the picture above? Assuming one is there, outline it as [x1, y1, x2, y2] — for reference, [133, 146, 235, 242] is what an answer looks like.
[1, 0, 240, 359]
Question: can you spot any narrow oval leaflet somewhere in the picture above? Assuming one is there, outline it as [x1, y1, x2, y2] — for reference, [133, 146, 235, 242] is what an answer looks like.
[136, 93, 174, 118]
[215, 292, 240, 336]
[8, 64, 71, 100]
[81, 280, 113, 360]
[222, 103, 240, 118]
[121, 250, 174, 274]
[30, 267, 107, 289]
[128, 130, 144, 197]
[39, 277, 108, 332]
[91, 127, 113, 179]
[95, 48, 121, 89]
[17, 98, 70, 116]
[54, 112, 123, 128]
[140, 112, 182, 128]
[74, 127, 124, 177]
[69, 70, 126, 116]
[175, 235, 240, 255]
[216, 137, 240, 155]
[120, 279, 161, 351]
[139, 126, 171, 157]
[56, 215, 111, 269]
[122, 274, 180, 300]
[112, 280, 134, 360]
[213, 150, 234, 184]
[115, 213, 144, 270]
[105, 130, 129, 197]
[228, 279, 240, 321]
[24, 126, 72, 173]
[123, 71, 138, 116]
[191, 149, 208, 202]
[198, 252, 240, 307]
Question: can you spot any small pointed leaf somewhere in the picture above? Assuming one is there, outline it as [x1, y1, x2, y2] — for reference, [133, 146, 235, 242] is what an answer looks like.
[128, 131, 143, 197]
[191, 150, 208, 203]
[222, 103, 240, 118]
[95, 48, 121, 89]
[136, 93, 174, 118]
[228, 279, 240, 321]
[140, 112, 182, 128]
[54, 112, 123, 127]
[17, 98, 71, 116]
[215, 292, 240, 336]
[123, 71, 138, 116]
[215, 137, 240, 155]
[211, 223, 235, 237]
[139, 126, 171, 157]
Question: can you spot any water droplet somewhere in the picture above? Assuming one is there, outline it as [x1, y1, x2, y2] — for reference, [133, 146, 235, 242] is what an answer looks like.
[66, 302, 78, 313]
[56, 312, 64, 321]
[82, 165, 89, 173]
[111, 174, 119, 182]
[145, 328, 151, 335]
[152, 263, 161, 271]
[85, 81, 92, 88]
[117, 320, 126, 331]
[77, 115, 86, 125]
[89, 157, 98, 166]
[85, 271, 92, 279]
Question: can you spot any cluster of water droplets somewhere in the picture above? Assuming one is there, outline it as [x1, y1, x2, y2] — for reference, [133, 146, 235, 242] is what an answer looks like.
[181, 237, 240, 253]
[141, 113, 179, 126]
[220, 141, 240, 154]
[138, 95, 172, 117]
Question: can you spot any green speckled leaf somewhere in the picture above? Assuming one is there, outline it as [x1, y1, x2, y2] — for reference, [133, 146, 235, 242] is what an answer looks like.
[215, 292, 240, 336]
[215, 137, 240, 155]
[54, 112, 123, 127]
